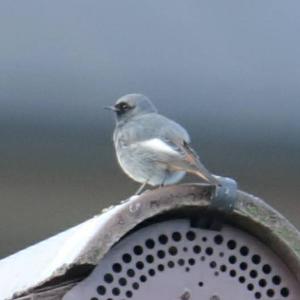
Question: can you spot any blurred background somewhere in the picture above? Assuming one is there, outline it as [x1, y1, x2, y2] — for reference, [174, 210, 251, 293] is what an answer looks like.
[0, 0, 299, 258]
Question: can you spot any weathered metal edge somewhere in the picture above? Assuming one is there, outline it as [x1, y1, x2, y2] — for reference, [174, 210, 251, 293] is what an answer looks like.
[12, 184, 300, 299]
[16, 282, 77, 300]
[37, 184, 300, 284]
[234, 190, 300, 281]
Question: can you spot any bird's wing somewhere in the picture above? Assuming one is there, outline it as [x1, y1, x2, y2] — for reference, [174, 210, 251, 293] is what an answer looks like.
[157, 116, 218, 184]
[119, 113, 190, 146]
[127, 114, 217, 184]
[117, 113, 217, 184]
[160, 137, 218, 184]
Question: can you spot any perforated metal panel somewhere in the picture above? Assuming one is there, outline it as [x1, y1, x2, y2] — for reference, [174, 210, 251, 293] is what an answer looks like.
[64, 219, 300, 300]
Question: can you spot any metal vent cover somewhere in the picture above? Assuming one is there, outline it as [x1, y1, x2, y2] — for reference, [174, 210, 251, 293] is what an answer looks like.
[63, 219, 300, 300]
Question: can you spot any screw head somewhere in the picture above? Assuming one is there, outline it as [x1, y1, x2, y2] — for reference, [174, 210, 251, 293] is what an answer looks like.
[180, 289, 191, 300]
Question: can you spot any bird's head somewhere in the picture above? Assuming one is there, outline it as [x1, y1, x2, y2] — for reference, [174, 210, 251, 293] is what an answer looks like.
[105, 94, 157, 124]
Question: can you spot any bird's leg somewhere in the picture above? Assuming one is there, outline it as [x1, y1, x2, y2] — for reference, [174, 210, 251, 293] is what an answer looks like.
[135, 181, 148, 195]
[159, 170, 169, 188]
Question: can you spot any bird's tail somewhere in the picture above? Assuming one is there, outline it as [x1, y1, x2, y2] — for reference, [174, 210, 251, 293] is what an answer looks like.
[180, 142, 220, 186]
[167, 158, 220, 186]
[189, 163, 220, 186]
[163, 140, 220, 186]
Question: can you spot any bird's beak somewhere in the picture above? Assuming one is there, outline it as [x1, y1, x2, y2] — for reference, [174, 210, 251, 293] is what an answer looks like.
[104, 106, 118, 112]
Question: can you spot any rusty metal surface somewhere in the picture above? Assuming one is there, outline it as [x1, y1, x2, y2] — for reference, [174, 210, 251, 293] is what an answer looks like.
[1, 183, 300, 300]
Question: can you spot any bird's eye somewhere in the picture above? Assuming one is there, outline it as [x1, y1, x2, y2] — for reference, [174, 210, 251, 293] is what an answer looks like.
[116, 102, 131, 112]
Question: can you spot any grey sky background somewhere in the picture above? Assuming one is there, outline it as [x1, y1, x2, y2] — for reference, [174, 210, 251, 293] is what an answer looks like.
[0, 0, 299, 257]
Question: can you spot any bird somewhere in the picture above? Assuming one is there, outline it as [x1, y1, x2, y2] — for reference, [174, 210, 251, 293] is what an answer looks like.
[106, 93, 219, 194]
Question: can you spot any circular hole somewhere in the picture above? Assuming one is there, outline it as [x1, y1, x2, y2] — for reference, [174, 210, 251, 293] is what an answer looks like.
[185, 267, 190, 272]
[122, 253, 132, 263]
[240, 246, 249, 256]
[136, 261, 144, 270]
[239, 276, 245, 283]
[214, 271, 219, 276]
[198, 281, 204, 287]
[262, 264, 272, 274]
[97, 286, 106, 295]
[90, 298, 98, 300]
[168, 261, 175, 268]
[169, 246, 178, 256]
[119, 278, 127, 286]
[104, 273, 113, 283]
[272, 275, 281, 285]
[259, 279, 267, 287]
[183, 247, 188, 252]
[133, 245, 143, 255]
[186, 231, 196, 241]
[240, 262, 248, 271]
[132, 282, 139, 290]
[145, 239, 155, 249]
[146, 254, 154, 263]
[157, 250, 166, 259]
[112, 288, 120, 296]
[126, 291, 133, 298]
[158, 264, 165, 271]
[193, 245, 201, 254]
[178, 258, 185, 266]
[210, 261, 217, 268]
[112, 263, 122, 273]
[202, 237, 207, 242]
[266, 289, 274, 297]
[247, 283, 254, 291]
[252, 254, 261, 264]
[255, 292, 261, 299]
[229, 270, 236, 277]
[227, 240, 237, 250]
[158, 234, 168, 244]
[250, 270, 258, 278]
[140, 275, 147, 282]
[214, 234, 223, 245]
[281, 287, 289, 297]
[200, 256, 205, 261]
[127, 269, 135, 277]
[219, 252, 224, 257]
[220, 265, 227, 272]
[205, 247, 213, 255]
[148, 269, 155, 276]
[229, 255, 237, 264]
[172, 232, 182, 242]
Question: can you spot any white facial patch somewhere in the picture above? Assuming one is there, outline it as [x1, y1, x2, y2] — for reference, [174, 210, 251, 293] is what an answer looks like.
[138, 138, 179, 156]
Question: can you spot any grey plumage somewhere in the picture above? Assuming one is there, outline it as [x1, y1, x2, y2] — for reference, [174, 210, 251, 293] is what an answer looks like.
[107, 93, 219, 193]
